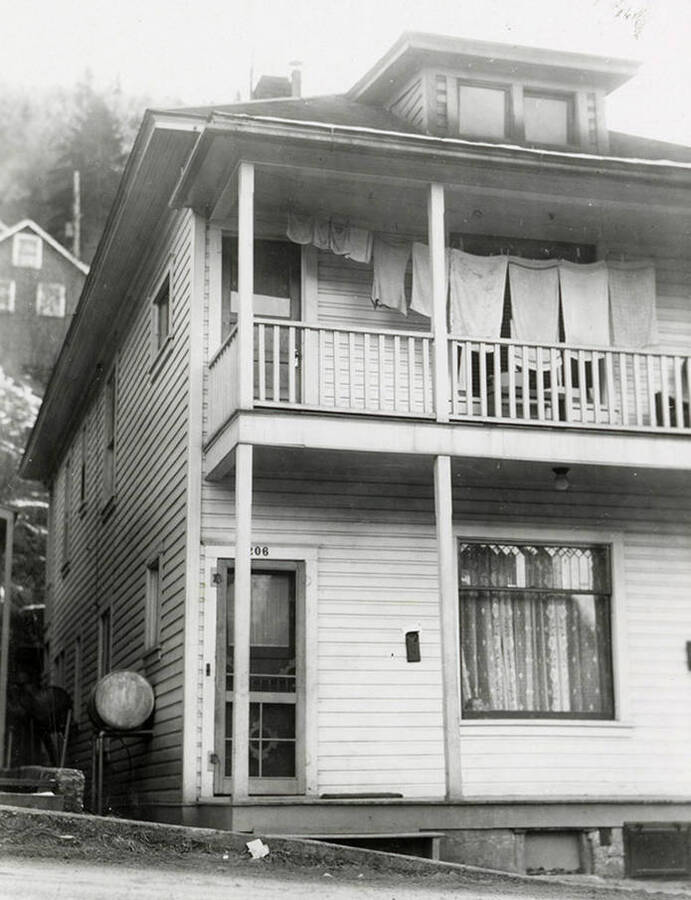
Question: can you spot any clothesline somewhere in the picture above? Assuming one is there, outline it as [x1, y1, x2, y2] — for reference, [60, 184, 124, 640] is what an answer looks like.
[284, 209, 658, 350]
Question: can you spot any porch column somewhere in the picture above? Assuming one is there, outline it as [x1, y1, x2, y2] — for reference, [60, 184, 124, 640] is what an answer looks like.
[237, 161, 254, 410]
[433, 455, 463, 799]
[428, 183, 450, 423]
[231, 442, 253, 799]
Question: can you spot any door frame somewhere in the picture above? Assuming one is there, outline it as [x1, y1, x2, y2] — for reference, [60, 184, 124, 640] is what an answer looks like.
[201, 544, 318, 800]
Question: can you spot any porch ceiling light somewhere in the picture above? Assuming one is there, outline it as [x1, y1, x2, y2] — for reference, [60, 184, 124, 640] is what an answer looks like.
[553, 466, 570, 491]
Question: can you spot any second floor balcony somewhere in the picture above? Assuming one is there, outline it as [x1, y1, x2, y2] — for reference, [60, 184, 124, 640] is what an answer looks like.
[208, 319, 691, 437]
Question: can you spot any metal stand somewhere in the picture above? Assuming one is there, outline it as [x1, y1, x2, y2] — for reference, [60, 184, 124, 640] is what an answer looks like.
[90, 729, 153, 814]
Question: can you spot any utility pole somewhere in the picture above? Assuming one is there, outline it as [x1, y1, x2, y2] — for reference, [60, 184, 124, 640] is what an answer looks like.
[0, 507, 15, 768]
[72, 170, 82, 260]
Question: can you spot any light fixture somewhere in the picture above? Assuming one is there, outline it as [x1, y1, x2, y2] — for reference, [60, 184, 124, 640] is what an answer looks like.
[553, 466, 570, 491]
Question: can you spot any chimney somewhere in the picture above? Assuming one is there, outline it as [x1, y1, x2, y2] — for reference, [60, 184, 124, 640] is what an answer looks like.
[290, 60, 302, 98]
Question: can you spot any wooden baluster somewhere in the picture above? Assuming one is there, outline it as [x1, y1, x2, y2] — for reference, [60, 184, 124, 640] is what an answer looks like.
[363, 332, 371, 411]
[646, 354, 656, 426]
[660, 355, 670, 428]
[508, 344, 517, 419]
[521, 344, 530, 420]
[673, 356, 684, 428]
[633, 354, 643, 426]
[348, 331, 356, 409]
[318, 329, 326, 407]
[451, 341, 459, 417]
[577, 350, 587, 422]
[465, 342, 474, 416]
[605, 352, 615, 425]
[333, 330, 341, 408]
[288, 326, 296, 404]
[536, 346, 545, 421]
[257, 323, 266, 402]
[378, 334, 386, 410]
[493, 342, 501, 419]
[272, 325, 280, 402]
[423, 339, 432, 415]
[550, 348, 560, 422]
[408, 337, 416, 413]
[618, 352, 629, 426]
[592, 353, 601, 424]
[479, 343, 488, 417]
[393, 336, 401, 412]
[563, 350, 573, 422]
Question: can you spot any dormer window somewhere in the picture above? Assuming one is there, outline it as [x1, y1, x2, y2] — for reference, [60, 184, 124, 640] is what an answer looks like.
[458, 83, 509, 141]
[524, 91, 574, 146]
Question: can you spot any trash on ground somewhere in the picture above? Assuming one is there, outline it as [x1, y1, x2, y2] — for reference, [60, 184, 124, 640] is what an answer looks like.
[246, 838, 270, 859]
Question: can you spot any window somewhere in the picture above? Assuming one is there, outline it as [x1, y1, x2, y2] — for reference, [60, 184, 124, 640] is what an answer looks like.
[144, 556, 162, 650]
[79, 426, 87, 510]
[524, 92, 573, 146]
[36, 282, 66, 317]
[61, 457, 71, 572]
[52, 649, 65, 688]
[459, 541, 614, 719]
[0, 280, 15, 312]
[221, 238, 301, 340]
[73, 636, 82, 723]
[458, 83, 509, 140]
[103, 370, 116, 502]
[152, 272, 170, 353]
[12, 233, 42, 268]
[98, 608, 112, 678]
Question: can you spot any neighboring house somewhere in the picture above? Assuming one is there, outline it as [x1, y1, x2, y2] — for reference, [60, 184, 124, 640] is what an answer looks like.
[0, 220, 88, 388]
[21, 33, 691, 876]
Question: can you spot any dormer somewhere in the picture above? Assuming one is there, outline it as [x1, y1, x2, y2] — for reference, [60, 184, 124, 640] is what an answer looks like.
[349, 32, 640, 154]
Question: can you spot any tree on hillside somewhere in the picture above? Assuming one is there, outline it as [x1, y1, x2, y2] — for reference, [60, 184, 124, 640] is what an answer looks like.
[46, 73, 128, 263]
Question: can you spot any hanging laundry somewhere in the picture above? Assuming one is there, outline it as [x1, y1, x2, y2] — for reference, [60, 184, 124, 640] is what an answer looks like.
[508, 259, 560, 343]
[410, 242, 449, 318]
[312, 217, 331, 250]
[559, 260, 609, 346]
[371, 236, 412, 315]
[330, 221, 373, 264]
[286, 209, 314, 245]
[608, 261, 657, 348]
[448, 249, 508, 338]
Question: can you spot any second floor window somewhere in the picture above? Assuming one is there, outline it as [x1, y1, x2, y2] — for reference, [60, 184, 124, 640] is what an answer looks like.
[103, 370, 116, 501]
[458, 82, 508, 141]
[13, 233, 42, 268]
[524, 92, 574, 147]
[0, 280, 16, 312]
[98, 608, 112, 678]
[37, 283, 66, 317]
[145, 556, 162, 650]
[152, 273, 170, 352]
[62, 457, 71, 568]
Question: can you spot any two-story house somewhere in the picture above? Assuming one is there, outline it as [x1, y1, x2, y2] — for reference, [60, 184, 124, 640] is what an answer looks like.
[20, 32, 691, 876]
[0, 220, 88, 388]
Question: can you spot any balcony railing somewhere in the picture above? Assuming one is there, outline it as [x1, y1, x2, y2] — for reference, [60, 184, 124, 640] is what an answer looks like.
[207, 320, 691, 437]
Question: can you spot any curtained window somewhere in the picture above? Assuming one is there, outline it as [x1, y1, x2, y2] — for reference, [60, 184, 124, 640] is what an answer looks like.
[460, 542, 614, 719]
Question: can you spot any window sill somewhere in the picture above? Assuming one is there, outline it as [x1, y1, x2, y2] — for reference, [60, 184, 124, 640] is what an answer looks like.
[100, 495, 116, 523]
[149, 334, 174, 381]
[460, 719, 633, 734]
[142, 645, 162, 668]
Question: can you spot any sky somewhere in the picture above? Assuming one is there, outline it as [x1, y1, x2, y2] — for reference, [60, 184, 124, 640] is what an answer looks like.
[4, 0, 691, 145]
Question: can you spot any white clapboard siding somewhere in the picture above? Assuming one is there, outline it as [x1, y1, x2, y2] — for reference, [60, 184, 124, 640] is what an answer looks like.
[200, 469, 691, 801]
[47, 210, 195, 808]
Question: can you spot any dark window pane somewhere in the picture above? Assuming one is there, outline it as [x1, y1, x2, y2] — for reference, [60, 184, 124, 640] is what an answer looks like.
[224, 741, 232, 777]
[262, 703, 295, 739]
[249, 741, 261, 777]
[261, 740, 295, 777]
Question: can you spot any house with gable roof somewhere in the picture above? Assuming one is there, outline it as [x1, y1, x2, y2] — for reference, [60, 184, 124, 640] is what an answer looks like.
[20, 32, 691, 875]
[0, 219, 88, 387]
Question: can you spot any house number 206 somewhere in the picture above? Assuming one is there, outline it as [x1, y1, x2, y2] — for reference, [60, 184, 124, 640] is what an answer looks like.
[251, 545, 270, 557]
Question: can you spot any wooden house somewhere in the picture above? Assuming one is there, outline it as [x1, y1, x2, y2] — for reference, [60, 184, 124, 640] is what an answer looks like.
[20, 33, 691, 875]
[0, 220, 88, 388]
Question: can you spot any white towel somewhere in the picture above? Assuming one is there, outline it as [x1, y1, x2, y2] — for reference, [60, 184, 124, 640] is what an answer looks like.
[559, 260, 610, 346]
[449, 249, 508, 338]
[331, 221, 373, 264]
[312, 217, 331, 250]
[371, 236, 412, 315]
[608, 261, 657, 348]
[508, 259, 560, 343]
[410, 242, 449, 318]
[286, 209, 313, 245]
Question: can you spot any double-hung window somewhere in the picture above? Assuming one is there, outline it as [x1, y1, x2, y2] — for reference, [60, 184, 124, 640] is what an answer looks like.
[459, 541, 614, 719]
[13, 233, 42, 268]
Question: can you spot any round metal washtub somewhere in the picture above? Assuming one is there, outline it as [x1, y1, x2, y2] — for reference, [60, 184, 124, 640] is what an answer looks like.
[88, 671, 155, 731]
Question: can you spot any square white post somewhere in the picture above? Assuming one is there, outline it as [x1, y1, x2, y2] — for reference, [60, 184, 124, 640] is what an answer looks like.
[231, 442, 253, 799]
[434, 455, 463, 799]
[237, 162, 255, 410]
[428, 183, 449, 423]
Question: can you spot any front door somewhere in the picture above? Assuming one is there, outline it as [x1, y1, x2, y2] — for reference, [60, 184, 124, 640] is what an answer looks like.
[215, 561, 304, 795]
